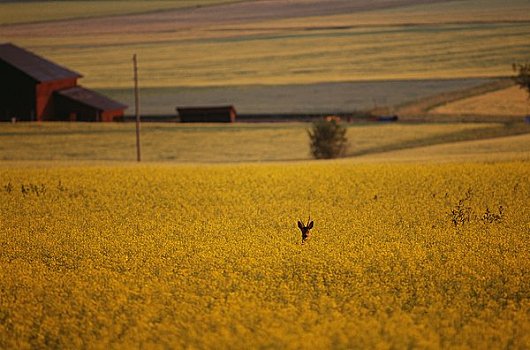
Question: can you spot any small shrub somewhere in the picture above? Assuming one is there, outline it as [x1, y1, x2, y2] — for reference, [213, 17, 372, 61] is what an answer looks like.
[4, 182, 13, 193]
[308, 119, 348, 159]
[451, 188, 473, 228]
[482, 206, 504, 224]
[20, 183, 46, 196]
[513, 62, 530, 101]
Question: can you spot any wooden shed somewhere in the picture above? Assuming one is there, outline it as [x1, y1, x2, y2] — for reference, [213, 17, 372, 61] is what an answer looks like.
[177, 106, 236, 123]
[0, 43, 126, 122]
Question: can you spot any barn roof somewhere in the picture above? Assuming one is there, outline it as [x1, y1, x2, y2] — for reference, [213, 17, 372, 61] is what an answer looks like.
[0, 43, 82, 82]
[57, 86, 127, 111]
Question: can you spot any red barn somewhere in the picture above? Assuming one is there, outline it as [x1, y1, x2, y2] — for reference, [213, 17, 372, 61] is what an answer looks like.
[0, 43, 126, 122]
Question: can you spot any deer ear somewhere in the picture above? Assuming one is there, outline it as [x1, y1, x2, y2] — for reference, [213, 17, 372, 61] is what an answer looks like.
[297, 221, 304, 230]
[307, 221, 314, 229]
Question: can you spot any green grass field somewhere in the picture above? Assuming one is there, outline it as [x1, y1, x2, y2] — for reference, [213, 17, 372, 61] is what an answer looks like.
[2, 122, 529, 163]
[98, 78, 493, 115]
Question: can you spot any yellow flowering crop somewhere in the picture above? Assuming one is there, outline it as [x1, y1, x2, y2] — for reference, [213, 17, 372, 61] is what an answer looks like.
[0, 161, 529, 349]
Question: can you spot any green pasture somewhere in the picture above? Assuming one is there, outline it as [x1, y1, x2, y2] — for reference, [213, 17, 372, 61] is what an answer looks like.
[1, 122, 529, 163]
[98, 78, 493, 115]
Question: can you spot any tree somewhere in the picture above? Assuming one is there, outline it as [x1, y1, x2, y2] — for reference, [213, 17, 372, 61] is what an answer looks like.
[512, 62, 530, 101]
[308, 119, 348, 159]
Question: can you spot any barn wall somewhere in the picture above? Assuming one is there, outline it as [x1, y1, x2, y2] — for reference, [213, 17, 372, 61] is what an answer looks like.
[54, 95, 123, 122]
[100, 110, 124, 122]
[0, 61, 36, 121]
[48, 91, 125, 122]
[54, 93, 102, 121]
[36, 78, 77, 121]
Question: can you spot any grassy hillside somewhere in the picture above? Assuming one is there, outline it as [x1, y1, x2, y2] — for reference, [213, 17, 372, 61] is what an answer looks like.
[15, 21, 529, 89]
[0, 1, 243, 25]
[1, 161, 529, 348]
[431, 86, 530, 117]
[1, 0, 529, 89]
[3, 122, 529, 163]
[358, 133, 530, 163]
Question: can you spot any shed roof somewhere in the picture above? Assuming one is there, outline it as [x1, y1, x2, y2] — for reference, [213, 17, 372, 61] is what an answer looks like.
[0, 43, 82, 82]
[57, 86, 127, 111]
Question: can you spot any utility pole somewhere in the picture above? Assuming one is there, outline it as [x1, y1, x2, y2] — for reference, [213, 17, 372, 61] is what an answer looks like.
[133, 54, 141, 162]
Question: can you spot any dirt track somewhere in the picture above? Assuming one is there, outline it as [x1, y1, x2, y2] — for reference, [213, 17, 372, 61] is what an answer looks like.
[2, 0, 453, 37]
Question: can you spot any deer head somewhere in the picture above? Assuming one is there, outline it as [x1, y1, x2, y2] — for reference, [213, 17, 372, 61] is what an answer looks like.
[297, 217, 314, 244]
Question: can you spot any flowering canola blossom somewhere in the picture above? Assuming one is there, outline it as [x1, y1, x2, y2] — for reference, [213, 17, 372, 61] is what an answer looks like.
[0, 161, 529, 349]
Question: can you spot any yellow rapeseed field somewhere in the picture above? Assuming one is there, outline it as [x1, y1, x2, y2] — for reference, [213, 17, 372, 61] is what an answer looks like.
[1, 161, 529, 348]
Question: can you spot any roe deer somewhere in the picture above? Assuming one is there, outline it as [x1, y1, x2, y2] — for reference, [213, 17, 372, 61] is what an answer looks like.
[297, 217, 314, 244]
